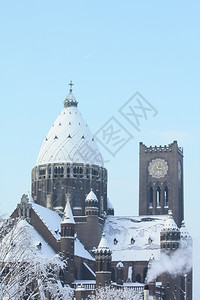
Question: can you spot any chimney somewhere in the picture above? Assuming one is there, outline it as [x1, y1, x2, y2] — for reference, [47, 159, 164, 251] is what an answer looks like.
[144, 284, 149, 300]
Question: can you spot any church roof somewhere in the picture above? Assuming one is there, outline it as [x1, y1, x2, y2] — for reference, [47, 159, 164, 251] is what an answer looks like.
[1, 219, 61, 263]
[28, 198, 94, 261]
[103, 215, 167, 262]
[35, 85, 104, 167]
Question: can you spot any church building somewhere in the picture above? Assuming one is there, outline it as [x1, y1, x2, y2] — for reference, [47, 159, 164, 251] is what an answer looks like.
[9, 83, 192, 299]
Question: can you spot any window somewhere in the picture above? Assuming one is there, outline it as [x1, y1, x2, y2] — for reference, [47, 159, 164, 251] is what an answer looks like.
[149, 187, 153, 208]
[156, 187, 161, 208]
[136, 274, 141, 283]
[164, 187, 168, 207]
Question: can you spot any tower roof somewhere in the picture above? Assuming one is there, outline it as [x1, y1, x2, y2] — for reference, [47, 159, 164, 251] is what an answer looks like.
[98, 232, 110, 250]
[61, 198, 75, 225]
[85, 189, 98, 202]
[180, 220, 191, 239]
[163, 210, 179, 231]
[35, 83, 104, 167]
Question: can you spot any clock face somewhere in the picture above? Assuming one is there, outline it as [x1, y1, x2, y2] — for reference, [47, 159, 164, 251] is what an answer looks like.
[148, 158, 168, 178]
[178, 160, 182, 181]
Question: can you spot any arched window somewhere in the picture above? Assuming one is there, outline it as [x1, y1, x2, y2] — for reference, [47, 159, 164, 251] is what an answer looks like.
[74, 185, 81, 207]
[164, 187, 168, 207]
[156, 187, 161, 208]
[53, 183, 62, 207]
[111, 268, 115, 281]
[40, 183, 46, 206]
[149, 187, 153, 208]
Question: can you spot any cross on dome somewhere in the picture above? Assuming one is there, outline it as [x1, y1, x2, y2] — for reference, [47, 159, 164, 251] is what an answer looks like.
[64, 80, 78, 108]
[69, 80, 74, 93]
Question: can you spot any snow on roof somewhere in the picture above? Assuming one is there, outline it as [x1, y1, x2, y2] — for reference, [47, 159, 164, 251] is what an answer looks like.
[162, 210, 179, 231]
[75, 238, 95, 261]
[107, 198, 114, 210]
[103, 215, 167, 262]
[31, 202, 61, 239]
[98, 232, 110, 250]
[83, 262, 96, 277]
[35, 94, 104, 167]
[85, 189, 98, 202]
[31, 200, 94, 261]
[1, 219, 61, 264]
[180, 220, 191, 239]
[61, 200, 75, 224]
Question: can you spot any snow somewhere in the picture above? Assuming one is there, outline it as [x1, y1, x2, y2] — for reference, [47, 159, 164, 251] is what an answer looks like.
[35, 96, 104, 167]
[83, 262, 96, 277]
[75, 238, 95, 261]
[98, 232, 110, 250]
[61, 200, 75, 224]
[1, 219, 61, 263]
[86, 189, 98, 202]
[180, 220, 191, 239]
[30, 198, 95, 261]
[103, 215, 167, 262]
[31, 201, 61, 239]
[162, 210, 179, 231]
[107, 198, 114, 210]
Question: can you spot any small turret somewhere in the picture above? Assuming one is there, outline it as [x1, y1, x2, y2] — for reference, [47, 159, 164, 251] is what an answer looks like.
[180, 220, 192, 247]
[60, 197, 75, 285]
[160, 210, 180, 253]
[85, 189, 99, 216]
[95, 232, 112, 287]
[107, 198, 114, 216]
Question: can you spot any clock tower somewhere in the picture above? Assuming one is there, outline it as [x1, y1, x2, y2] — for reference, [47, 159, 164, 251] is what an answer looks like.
[139, 141, 184, 227]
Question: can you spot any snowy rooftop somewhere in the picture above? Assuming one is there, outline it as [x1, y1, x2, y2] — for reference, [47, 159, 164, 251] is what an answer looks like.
[31, 201, 61, 239]
[0, 219, 61, 263]
[103, 215, 168, 262]
[35, 92, 104, 167]
[31, 201, 94, 261]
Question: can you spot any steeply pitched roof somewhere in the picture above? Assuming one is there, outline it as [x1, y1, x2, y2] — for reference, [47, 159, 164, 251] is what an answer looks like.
[61, 200, 75, 224]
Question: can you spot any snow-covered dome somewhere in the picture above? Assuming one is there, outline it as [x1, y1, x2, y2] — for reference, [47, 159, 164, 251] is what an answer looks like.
[163, 210, 179, 231]
[36, 84, 104, 167]
[85, 189, 98, 202]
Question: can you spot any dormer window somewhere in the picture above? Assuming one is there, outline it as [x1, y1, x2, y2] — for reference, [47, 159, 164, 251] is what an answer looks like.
[131, 238, 135, 245]
[36, 242, 42, 250]
[114, 238, 118, 245]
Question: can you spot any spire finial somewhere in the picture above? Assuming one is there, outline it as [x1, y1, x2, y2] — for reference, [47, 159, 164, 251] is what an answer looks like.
[69, 80, 74, 93]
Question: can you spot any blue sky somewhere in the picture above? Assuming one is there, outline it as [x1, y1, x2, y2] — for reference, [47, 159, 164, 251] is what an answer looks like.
[0, 0, 199, 297]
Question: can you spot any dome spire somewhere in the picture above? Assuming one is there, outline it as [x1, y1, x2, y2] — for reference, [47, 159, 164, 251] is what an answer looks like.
[69, 80, 74, 93]
[64, 80, 78, 108]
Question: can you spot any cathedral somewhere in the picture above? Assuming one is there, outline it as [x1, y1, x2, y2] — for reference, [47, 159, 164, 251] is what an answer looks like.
[9, 83, 192, 299]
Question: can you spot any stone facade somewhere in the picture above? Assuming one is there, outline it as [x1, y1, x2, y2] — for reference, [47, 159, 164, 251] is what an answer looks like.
[31, 162, 108, 216]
